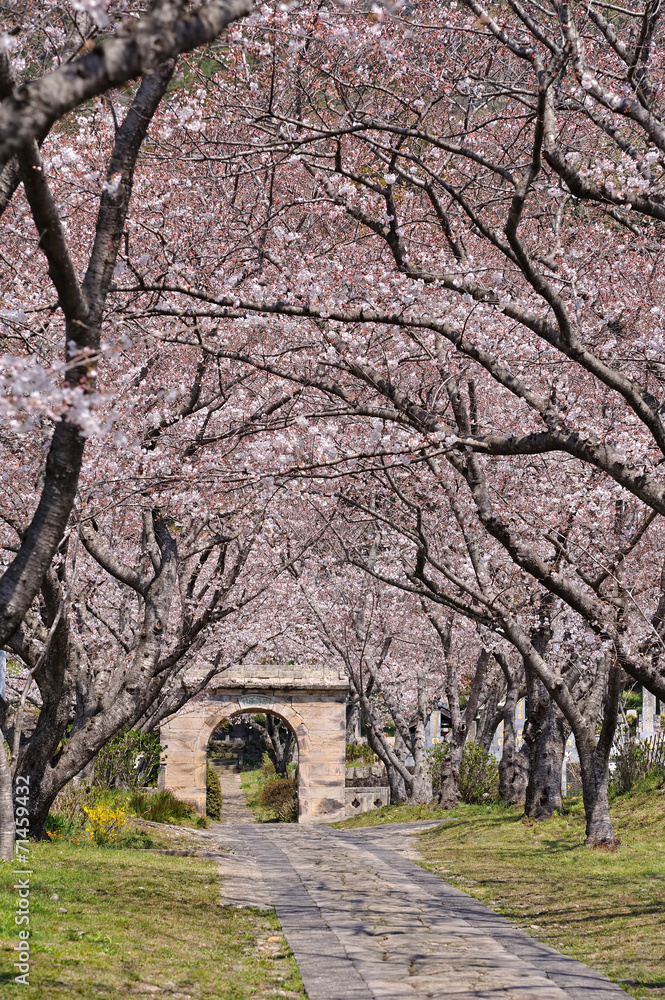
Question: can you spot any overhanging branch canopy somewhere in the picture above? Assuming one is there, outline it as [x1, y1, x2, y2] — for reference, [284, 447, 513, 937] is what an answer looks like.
[0, 0, 253, 169]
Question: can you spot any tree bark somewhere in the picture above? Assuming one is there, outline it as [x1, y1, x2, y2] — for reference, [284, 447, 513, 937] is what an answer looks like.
[409, 712, 432, 804]
[499, 711, 529, 808]
[0, 728, 13, 862]
[476, 678, 503, 752]
[346, 698, 361, 742]
[523, 675, 565, 820]
[0, 0, 253, 169]
[429, 624, 490, 808]
[0, 421, 85, 647]
[436, 744, 462, 809]
[17, 512, 179, 838]
[385, 730, 409, 804]
[495, 652, 529, 806]
[577, 656, 622, 848]
[251, 714, 294, 777]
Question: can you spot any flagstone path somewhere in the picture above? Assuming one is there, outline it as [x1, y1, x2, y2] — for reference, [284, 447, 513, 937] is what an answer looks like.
[200, 817, 629, 1000]
[214, 764, 255, 823]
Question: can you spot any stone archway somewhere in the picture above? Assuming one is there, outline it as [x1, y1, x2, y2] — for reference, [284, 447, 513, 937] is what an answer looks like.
[159, 664, 349, 823]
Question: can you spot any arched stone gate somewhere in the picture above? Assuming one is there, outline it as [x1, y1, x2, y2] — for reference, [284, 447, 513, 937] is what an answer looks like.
[159, 664, 349, 823]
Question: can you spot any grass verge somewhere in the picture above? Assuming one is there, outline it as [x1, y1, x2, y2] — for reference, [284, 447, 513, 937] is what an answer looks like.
[0, 838, 305, 999]
[336, 791, 665, 1000]
[239, 768, 278, 823]
[333, 801, 452, 829]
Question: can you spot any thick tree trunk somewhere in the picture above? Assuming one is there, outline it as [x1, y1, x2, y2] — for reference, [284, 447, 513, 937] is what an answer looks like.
[499, 743, 529, 807]
[577, 657, 622, 849]
[265, 715, 293, 777]
[409, 713, 432, 804]
[436, 742, 463, 808]
[23, 776, 56, 841]
[0, 420, 85, 647]
[523, 697, 565, 819]
[389, 730, 410, 804]
[387, 761, 408, 805]
[578, 743, 616, 848]
[476, 674, 503, 752]
[523, 670, 565, 820]
[0, 728, 14, 861]
[498, 701, 529, 807]
[346, 698, 361, 742]
[494, 654, 529, 806]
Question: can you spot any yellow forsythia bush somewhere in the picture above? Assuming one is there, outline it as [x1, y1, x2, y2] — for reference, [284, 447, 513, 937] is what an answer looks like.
[83, 803, 127, 846]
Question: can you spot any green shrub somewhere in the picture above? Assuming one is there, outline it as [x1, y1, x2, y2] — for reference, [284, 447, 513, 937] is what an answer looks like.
[94, 729, 163, 789]
[425, 741, 451, 786]
[206, 763, 222, 820]
[458, 742, 499, 804]
[261, 753, 277, 780]
[257, 778, 298, 822]
[346, 742, 375, 766]
[208, 737, 238, 762]
[116, 830, 159, 849]
[610, 731, 665, 797]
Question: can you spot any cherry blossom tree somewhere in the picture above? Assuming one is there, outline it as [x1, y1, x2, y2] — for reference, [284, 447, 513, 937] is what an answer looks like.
[3, 0, 665, 857]
[2, 482, 310, 839]
[0, 0, 251, 656]
[0, 0, 253, 166]
[117, 0, 665, 695]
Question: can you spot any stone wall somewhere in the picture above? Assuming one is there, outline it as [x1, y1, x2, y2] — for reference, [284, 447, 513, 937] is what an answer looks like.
[345, 787, 390, 816]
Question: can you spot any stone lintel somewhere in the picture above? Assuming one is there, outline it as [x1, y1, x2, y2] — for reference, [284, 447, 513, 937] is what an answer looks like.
[210, 681, 348, 695]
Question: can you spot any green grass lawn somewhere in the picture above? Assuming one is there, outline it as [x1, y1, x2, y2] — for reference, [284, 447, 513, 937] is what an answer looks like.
[239, 767, 268, 822]
[0, 838, 305, 999]
[336, 790, 665, 1000]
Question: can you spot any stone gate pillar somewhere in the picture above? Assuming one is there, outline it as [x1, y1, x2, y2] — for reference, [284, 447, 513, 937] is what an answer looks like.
[291, 685, 347, 823]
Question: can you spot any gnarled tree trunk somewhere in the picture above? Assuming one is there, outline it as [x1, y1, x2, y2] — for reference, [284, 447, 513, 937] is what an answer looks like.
[523, 677, 565, 820]
[409, 710, 432, 804]
[577, 656, 622, 848]
[495, 653, 528, 806]
[385, 729, 409, 805]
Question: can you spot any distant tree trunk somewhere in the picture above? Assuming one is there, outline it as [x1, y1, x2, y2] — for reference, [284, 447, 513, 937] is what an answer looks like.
[577, 655, 622, 848]
[500, 736, 529, 807]
[521, 609, 564, 821]
[407, 675, 432, 804]
[346, 698, 361, 743]
[383, 729, 408, 804]
[0, 728, 13, 862]
[494, 653, 529, 806]
[523, 675, 565, 820]
[427, 617, 491, 808]
[476, 675, 503, 752]
[261, 715, 294, 777]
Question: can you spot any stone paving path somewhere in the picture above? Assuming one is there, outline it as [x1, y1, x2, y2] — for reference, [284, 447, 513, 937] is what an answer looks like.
[215, 764, 255, 823]
[204, 820, 629, 1000]
[201, 766, 272, 908]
